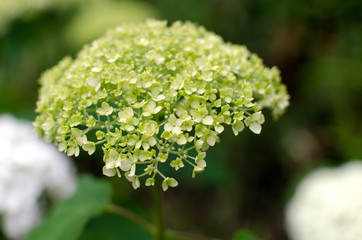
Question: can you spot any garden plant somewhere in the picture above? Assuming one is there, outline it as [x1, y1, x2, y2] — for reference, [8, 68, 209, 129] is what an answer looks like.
[33, 20, 289, 240]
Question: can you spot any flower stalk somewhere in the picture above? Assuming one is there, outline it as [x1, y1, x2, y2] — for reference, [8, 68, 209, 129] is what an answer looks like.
[106, 203, 222, 240]
[152, 176, 165, 240]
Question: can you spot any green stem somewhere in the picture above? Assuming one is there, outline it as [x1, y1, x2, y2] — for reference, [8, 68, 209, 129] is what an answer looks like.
[106, 204, 223, 240]
[165, 230, 223, 240]
[153, 175, 165, 240]
[105, 204, 154, 233]
[166, 229, 221, 240]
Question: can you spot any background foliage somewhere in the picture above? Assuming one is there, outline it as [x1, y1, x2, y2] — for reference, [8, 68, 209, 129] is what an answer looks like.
[0, 0, 361, 239]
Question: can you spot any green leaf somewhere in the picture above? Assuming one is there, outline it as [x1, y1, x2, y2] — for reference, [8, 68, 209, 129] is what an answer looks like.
[232, 229, 262, 240]
[27, 175, 112, 240]
[79, 212, 152, 240]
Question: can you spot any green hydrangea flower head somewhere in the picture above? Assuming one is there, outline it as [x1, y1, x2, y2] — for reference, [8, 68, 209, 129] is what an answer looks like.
[34, 20, 289, 190]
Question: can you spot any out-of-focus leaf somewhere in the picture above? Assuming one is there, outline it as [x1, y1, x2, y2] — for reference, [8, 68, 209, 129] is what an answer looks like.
[27, 175, 112, 240]
[232, 229, 262, 240]
[79, 212, 152, 240]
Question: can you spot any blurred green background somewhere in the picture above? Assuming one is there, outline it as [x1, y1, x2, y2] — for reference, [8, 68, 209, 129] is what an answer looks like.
[0, 0, 361, 239]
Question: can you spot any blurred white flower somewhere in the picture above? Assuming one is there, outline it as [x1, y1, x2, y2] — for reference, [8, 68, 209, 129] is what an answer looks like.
[285, 161, 362, 240]
[0, 114, 76, 239]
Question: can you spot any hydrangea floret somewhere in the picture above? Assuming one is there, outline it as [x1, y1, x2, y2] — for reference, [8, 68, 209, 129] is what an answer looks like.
[34, 20, 289, 190]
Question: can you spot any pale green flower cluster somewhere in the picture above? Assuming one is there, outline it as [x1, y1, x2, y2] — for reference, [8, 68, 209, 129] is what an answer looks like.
[35, 20, 289, 190]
